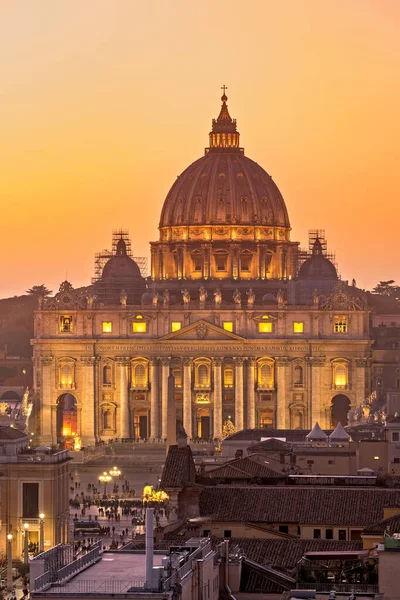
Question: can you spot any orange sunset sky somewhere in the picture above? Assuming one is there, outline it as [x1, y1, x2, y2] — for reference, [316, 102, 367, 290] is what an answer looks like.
[1, 0, 399, 298]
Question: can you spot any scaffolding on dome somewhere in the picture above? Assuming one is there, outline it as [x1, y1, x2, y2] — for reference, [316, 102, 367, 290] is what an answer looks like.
[92, 229, 148, 283]
[297, 229, 338, 276]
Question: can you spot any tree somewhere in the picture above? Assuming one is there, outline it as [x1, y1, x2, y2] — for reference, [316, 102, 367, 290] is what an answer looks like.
[222, 417, 236, 439]
[26, 284, 52, 297]
[371, 280, 400, 306]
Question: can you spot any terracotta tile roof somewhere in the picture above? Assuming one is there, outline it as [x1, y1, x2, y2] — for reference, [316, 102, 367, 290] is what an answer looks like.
[160, 445, 196, 489]
[231, 538, 363, 594]
[0, 426, 28, 440]
[248, 438, 292, 452]
[363, 514, 400, 534]
[207, 454, 285, 480]
[224, 428, 331, 443]
[199, 486, 400, 526]
[231, 455, 285, 477]
[207, 464, 252, 479]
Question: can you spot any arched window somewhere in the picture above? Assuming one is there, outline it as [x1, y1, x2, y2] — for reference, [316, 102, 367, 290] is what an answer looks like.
[198, 364, 209, 387]
[59, 362, 74, 389]
[224, 368, 234, 387]
[241, 197, 249, 220]
[103, 410, 111, 430]
[103, 365, 112, 385]
[259, 363, 273, 388]
[332, 360, 348, 389]
[294, 365, 303, 387]
[133, 363, 147, 387]
[292, 409, 304, 429]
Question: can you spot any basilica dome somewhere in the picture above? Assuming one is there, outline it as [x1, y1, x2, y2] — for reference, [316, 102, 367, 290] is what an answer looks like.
[159, 94, 290, 231]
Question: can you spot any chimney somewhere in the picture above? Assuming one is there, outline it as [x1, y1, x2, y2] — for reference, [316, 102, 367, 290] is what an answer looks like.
[145, 508, 154, 589]
[177, 427, 188, 449]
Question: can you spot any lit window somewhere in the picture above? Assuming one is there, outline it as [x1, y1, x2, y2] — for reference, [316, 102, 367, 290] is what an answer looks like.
[334, 363, 348, 388]
[224, 368, 234, 387]
[102, 321, 112, 333]
[133, 321, 147, 333]
[133, 363, 147, 386]
[223, 322, 233, 332]
[334, 315, 348, 333]
[197, 364, 209, 387]
[171, 322, 182, 332]
[374, 456, 380, 460]
[293, 322, 304, 334]
[60, 316, 72, 333]
[60, 363, 74, 388]
[259, 363, 273, 388]
[259, 322, 273, 333]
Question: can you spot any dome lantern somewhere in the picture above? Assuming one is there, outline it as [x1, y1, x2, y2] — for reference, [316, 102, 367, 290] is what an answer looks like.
[207, 86, 241, 153]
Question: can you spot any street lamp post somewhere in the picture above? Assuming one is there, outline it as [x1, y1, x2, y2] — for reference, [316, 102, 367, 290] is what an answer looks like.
[23, 523, 29, 564]
[7, 533, 13, 592]
[39, 513, 45, 554]
[109, 466, 121, 493]
[98, 472, 112, 498]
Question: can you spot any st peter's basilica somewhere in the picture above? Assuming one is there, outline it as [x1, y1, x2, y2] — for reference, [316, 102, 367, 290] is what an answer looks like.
[31, 92, 372, 446]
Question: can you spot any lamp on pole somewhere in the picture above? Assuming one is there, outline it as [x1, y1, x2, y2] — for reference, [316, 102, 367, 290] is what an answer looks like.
[109, 466, 121, 493]
[98, 471, 112, 498]
[7, 533, 13, 591]
[23, 523, 29, 564]
[39, 513, 45, 554]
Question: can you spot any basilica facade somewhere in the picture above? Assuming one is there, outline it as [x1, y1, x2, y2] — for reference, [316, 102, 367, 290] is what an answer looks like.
[31, 93, 372, 446]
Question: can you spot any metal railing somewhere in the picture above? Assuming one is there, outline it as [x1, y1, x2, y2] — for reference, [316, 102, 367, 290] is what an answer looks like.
[296, 582, 379, 593]
[33, 543, 102, 592]
[42, 579, 146, 594]
[164, 540, 213, 590]
[56, 543, 102, 583]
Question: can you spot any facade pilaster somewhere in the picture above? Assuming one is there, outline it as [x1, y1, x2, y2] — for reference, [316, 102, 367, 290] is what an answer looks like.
[275, 357, 291, 429]
[309, 356, 326, 427]
[80, 356, 96, 444]
[40, 356, 53, 444]
[247, 358, 256, 429]
[234, 357, 245, 430]
[160, 358, 171, 439]
[183, 358, 193, 439]
[212, 358, 223, 439]
[150, 359, 160, 439]
[116, 357, 130, 439]
[355, 358, 368, 407]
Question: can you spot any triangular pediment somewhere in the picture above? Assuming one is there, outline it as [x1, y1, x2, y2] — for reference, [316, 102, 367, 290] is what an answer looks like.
[161, 319, 245, 341]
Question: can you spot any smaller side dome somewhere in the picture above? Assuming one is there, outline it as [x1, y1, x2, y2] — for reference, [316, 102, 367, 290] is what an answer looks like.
[102, 253, 142, 280]
[299, 237, 338, 281]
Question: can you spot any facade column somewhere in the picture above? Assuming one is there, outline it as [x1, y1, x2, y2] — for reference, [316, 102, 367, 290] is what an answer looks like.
[275, 357, 291, 429]
[247, 358, 256, 429]
[309, 356, 326, 427]
[160, 358, 171, 439]
[212, 358, 223, 439]
[80, 356, 96, 444]
[150, 359, 160, 439]
[183, 358, 193, 439]
[234, 357, 245, 430]
[117, 357, 130, 439]
[40, 357, 54, 444]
